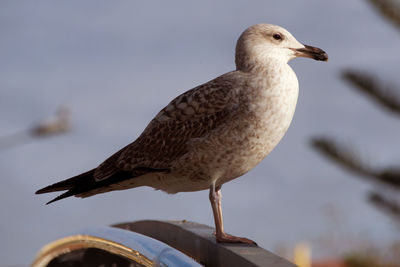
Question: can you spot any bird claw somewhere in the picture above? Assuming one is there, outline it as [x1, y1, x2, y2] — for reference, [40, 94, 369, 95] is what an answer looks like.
[215, 233, 257, 246]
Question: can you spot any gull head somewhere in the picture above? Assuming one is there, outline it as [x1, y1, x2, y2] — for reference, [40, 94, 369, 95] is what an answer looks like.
[235, 24, 328, 71]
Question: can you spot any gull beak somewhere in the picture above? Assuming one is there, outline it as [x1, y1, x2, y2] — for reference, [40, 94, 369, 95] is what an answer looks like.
[293, 44, 328, 61]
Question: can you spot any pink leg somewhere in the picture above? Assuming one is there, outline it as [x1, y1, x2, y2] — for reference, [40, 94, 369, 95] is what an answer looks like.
[209, 184, 257, 245]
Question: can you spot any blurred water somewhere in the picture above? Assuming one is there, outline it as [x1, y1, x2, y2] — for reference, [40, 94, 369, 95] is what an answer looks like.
[1, 0, 400, 264]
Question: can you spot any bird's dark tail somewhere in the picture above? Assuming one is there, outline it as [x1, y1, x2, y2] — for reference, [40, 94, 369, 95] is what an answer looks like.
[36, 169, 96, 204]
[36, 167, 169, 205]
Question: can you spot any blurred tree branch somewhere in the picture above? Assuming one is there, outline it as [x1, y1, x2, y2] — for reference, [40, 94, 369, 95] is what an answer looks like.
[342, 70, 400, 116]
[368, 191, 400, 220]
[310, 0, 400, 238]
[366, 0, 400, 31]
[311, 137, 400, 190]
[311, 137, 373, 177]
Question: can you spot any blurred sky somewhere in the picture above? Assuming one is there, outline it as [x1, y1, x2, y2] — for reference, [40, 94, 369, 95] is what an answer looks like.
[1, 0, 400, 265]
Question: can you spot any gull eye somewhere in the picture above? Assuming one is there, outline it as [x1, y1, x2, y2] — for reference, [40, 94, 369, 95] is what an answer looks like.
[273, 33, 283, 41]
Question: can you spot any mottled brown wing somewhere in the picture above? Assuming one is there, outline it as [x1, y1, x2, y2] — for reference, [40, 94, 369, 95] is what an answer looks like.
[93, 74, 240, 181]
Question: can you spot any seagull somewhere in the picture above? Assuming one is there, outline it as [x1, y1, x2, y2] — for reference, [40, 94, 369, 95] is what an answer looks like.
[36, 24, 328, 244]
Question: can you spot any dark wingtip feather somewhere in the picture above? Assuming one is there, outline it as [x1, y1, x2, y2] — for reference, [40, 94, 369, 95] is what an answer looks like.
[39, 167, 165, 204]
[36, 182, 72, 194]
[36, 186, 58, 194]
[46, 199, 57, 205]
[36, 169, 96, 194]
[45, 190, 75, 205]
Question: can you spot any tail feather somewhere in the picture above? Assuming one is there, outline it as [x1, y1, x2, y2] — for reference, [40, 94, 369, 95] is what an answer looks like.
[45, 190, 76, 205]
[37, 167, 169, 204]
[36, 169, 95, 194]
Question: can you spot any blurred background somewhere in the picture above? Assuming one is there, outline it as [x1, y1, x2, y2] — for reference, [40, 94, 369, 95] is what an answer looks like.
[1, 0, 399, 266]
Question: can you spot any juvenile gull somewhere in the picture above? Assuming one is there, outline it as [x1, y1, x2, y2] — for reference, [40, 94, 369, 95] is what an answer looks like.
[36, 24, 328, 244]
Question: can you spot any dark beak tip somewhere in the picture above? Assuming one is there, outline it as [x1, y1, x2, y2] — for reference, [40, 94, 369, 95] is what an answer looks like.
[318, 49, 329, 62]
[299, 44, 328, 62]
[320, 52, 329, 62]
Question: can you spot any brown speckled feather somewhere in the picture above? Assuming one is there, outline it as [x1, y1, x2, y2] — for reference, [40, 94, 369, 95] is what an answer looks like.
[36, 23, 328, 245]
[37, 23, 325, 207]
[93, 73, 240, 182]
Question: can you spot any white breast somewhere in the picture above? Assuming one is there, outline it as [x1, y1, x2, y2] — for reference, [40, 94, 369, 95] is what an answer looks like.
[222, 64, 299, 180]
[148, 64, 299, 193]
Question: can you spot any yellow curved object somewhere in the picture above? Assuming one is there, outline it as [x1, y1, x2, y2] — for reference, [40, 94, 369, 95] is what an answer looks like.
[31, 234, 153, 267]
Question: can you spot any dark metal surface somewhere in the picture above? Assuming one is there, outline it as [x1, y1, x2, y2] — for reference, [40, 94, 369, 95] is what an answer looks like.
[114, 220, 296, 267]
